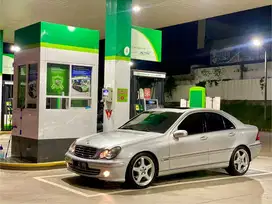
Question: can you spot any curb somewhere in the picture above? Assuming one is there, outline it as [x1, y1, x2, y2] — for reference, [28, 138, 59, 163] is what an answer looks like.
[0, 161, 66, 170]
[0, 131, 11, 135]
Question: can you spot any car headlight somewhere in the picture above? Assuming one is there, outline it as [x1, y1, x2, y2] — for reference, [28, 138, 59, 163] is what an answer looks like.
[68, 141, 76, 154]
[99, 146, 121, 160]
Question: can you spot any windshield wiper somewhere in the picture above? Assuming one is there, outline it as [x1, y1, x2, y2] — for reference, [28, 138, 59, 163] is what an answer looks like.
[120, 126, 135, 130]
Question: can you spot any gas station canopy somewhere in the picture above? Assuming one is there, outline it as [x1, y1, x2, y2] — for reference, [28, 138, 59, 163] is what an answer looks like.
[0, 0, 270, 42]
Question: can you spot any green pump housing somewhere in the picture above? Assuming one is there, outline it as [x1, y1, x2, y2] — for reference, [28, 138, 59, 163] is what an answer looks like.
[189, 86, 206, 108]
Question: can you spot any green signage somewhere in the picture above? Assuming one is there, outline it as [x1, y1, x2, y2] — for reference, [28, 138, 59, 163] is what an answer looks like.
[47, 63, 69, 96]
[15, 22, 100, 53]
[131, 26, 162, 62]
[117, 88, 128, 102]
[105, 0, 132, 61]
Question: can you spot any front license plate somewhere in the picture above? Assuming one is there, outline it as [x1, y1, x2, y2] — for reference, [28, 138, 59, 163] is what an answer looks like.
[74, 161, 87, 170]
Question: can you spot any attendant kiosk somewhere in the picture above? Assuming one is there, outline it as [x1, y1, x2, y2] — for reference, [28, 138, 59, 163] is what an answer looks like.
[12, 22, 99, 162]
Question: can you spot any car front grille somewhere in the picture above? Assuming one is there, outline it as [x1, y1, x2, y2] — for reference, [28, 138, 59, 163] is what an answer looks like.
[69, 163, 100, 176]
[74, 145, 98, 159]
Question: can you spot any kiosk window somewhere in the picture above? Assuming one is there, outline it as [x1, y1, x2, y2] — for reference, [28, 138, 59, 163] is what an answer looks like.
[71, 99, 91, 108]
[17, 65, 27, 108]
[46, 63, 92, 110]
[46, 98, 69, 109]
[27, 64, 38, 109]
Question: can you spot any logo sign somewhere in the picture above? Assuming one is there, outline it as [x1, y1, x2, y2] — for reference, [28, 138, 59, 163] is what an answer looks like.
[51, 75, 64, 91]
[105, 109, 112, 120]
[124, 46, 130, 56]
[144, 88, 151, 99]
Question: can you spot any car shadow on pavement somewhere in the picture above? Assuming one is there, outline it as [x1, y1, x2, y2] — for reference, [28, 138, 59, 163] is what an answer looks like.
[61, 169, 246, 192]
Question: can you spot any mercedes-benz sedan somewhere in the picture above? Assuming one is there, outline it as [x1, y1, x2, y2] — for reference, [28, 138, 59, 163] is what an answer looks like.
[65, 108, 261, 188]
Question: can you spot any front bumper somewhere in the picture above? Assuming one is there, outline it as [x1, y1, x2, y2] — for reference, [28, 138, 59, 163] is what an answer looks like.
[65, 152, 127, 182]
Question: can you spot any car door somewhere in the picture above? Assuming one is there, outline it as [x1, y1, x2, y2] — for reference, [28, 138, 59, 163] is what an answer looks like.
[204, 112, 237, 164]
[169, 112, 209, 170]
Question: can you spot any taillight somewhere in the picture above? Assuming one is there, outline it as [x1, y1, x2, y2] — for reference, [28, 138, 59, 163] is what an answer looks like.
[256, 132, 260, 141]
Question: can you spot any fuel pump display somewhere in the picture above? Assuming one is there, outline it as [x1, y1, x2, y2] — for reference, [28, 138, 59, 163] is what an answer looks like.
[135, 99, 159, 114]
[3, 101, 12, 130]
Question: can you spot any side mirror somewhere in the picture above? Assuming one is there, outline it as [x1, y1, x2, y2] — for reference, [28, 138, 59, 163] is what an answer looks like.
[173, 130, 188, 139]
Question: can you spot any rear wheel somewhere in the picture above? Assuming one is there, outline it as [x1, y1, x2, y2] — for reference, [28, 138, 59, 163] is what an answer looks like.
[226, 147, 250, 176]
[126, 153, 157, 189]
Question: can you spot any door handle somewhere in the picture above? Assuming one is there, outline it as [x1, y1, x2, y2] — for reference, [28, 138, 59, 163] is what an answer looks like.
[229, 132, 235, 137]
[200, 136, 208, 141]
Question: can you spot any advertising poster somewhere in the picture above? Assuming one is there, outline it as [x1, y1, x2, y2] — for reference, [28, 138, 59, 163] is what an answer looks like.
[144, 88, 151, 99]
[117, 88, 128, 102]
[47, 63, 69, 96]
[71, 65, 92, 97]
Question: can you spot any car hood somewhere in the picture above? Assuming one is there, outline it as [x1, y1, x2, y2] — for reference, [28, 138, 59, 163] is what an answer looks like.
[76, 130, 162, 149]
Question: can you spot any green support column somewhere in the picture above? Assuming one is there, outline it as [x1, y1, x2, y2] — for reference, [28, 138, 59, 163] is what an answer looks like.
[104, 0, 132, 131]
[105, 0, 132, 60]
[0, 30, 3, 75]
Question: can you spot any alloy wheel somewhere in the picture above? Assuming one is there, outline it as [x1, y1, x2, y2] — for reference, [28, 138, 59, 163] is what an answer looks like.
[234, 149, 249, 174]
[132, 156, 155, 187]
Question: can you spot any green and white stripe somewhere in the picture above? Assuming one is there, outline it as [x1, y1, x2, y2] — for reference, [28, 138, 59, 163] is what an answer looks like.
[15, 22, 99, 53]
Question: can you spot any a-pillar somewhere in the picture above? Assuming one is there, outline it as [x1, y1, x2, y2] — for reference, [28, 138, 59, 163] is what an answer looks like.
[104, 0, 132, 131]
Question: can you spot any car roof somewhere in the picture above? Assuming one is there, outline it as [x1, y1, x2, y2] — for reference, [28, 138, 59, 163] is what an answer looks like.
[150, 108, 245, 127]
[150, 108, 219, 113]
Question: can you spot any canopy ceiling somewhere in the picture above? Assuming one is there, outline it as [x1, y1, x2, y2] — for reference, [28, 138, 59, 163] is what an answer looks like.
[0, 0, 271, 42]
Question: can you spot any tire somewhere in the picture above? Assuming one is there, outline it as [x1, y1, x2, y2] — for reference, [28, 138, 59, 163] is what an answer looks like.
[125, 153, 158, 189]
[226, 146, 250, 176]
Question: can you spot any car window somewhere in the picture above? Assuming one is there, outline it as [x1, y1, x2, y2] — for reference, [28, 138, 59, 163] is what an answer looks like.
[205, 112, 225, 132]
[120, 111, 182, 133]
[222, 117, 236, 129]
[178, 113, 205, 135]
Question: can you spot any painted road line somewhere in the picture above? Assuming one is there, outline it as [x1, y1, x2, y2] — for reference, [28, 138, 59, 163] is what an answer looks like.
[249, 168, 271, 173]
[86, 171, 272, 198]
[34, 177, 90, 197]
[34, 169, 272, 198]
[35, 173, 75, 179]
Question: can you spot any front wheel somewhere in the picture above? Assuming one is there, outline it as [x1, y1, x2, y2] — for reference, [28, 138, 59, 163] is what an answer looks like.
[226, 147, 250, 176]
[126, 153, 157, 189]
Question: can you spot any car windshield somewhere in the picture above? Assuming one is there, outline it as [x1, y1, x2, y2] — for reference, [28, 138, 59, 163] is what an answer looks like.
[119, 111, 182, 133]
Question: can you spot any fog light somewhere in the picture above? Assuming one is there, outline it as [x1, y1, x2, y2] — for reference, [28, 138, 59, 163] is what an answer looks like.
[103, 170, 110, 177]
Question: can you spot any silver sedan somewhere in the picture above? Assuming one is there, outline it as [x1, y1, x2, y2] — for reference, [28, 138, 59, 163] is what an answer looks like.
[65, 108, 261, 188]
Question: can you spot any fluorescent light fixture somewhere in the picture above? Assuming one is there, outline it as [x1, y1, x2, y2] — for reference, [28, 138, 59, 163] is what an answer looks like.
[132, 5, 141, 13]
[10, 45, 21, 52]
[68, 26, 76, 32]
